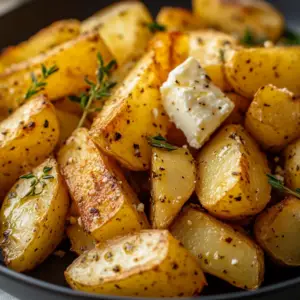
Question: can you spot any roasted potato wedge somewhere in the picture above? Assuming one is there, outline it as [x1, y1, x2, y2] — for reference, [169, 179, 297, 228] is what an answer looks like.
[58, 128, 149, 242]
[189, 30, 238, 90]
[55, 109, 80, 147]
[81, 1, 153, 66]
[156, 7, 204, 32]
[0, 157, 69, 272]
[245, 85, 300, 152]
[0, 32, 113, 113]
[196, 124, 271, 220]
[284, 138, 300, 190]
[0, 95, 59, 200]
[225, 47, 300, 98]
[151, 147, 196, 229]
[192, 0, 284, 41]
[225, 92, 251, 125]
[171, 205, 264, 290]
[67, 223, 96, 256]
[65, 230, 206, 297]
[90, 51, 170, 171]
[255, 197, 300, 266]
[0, 19, 80, 70]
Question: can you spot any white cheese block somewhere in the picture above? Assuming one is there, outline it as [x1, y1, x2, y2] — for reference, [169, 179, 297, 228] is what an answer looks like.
[160, 57, 234, 149]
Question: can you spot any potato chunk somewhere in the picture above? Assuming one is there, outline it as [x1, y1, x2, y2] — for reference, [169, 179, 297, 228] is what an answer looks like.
[255, 197, 300, 266]
[151, 147, 196, 229]
[90, 51, 170, 171]
[65, 230, 206, 297]
[0, 19, 80, 69]
[245, 85, 300, 152]
[58, 128, 149, 242]
[67, 223, 96, 256]
[0, 157, 69, 272]
[196, 124, 271, 220]
[225, 47, 300, 98]
[156, 7, 204, 32]
[0, 96, 59, 200]
[0, 32, 113, 113]
[284, 138, 300, 190]
[189, 30, 238, 90]
[193, 0, 284, 41]
[171, 205, 264, 290]
[81, 1, 153, 66]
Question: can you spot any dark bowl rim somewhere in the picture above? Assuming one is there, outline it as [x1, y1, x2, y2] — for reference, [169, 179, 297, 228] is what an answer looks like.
[1, 263, 300, 300]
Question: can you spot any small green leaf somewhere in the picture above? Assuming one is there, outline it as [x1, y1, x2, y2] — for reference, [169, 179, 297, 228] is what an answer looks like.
[43, 166, 53, 174]
[267, 174, 300, 199]
[20, 173, 35, 179]
[42, 175, 54, 180]
[148, 135, 178, 151]
[147, 22, 166, 33]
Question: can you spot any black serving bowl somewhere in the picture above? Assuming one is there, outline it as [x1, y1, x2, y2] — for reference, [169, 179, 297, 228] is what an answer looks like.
[0, 0, 299, 299]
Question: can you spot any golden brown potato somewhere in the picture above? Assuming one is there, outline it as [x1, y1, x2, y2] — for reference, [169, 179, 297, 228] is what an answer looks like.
[189, 30, 238, 90]
[54, 97, 82, 116]
[171, 205, 264, 290]
[90, 51, 170, 171]
[0, 95, 59, 200]
[58, 128, 149, 242]
[225, 47, 300, 98]
[0, 32, 113, 114]
[67, 223, 96, 256]
[0, 157, 69, 272]
[225, 92, 251, 124]
[254, 197, 300, 266]
[81, 1, 153, 66]
[196, 124, 271, 220]
[193, 0, 284, 41]
[156, 7, 204, 32]
[150, 147, 196, 229]
[0, 19, 80, 70]
[65, 230, 206, 297]
[245, 85, 300, 152]
[284, 138, 300, 190]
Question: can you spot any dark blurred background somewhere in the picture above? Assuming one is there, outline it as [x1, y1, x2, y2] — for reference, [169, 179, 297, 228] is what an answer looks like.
[0, 0, 297, 50]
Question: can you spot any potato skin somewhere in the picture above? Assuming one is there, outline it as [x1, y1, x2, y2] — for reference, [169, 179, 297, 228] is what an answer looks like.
[193, 0, 284, 41]
[189, 30, 237, 91]
[0, 157, 69, 272]
[58, 128, 149, 242]
[0, 19, 80, 69]
[284, 138, 300, 190]
[151, 147, 196, 229]
[171, 205, 264, 290]
[90, 51, 170, 171]
[81, 1, 153, 66]
[225, 47, 300, 99]
[65, 230, 206, 297]
[156, 7, 204, 32]
[0, 32, 113, 113]
[0, 96, 59, 200]
[254, 197, 300, 266]
[245, 85, 300, 152]
[196, 124, 271, 220]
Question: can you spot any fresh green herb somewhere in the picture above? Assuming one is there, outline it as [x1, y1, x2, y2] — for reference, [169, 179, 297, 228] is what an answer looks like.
[148, 135, 178, 151]
[7, 108, 13, 115]
[240, 28, 266, 46]
[69, 52, 117, 128]
[147, 22, 166, 33]
[219, 49, 225, 63]
[24, 64, 59, 101]
[20, 166, 54, 199]
[278, 28, 300, 45]
[267, 174, 300, 199]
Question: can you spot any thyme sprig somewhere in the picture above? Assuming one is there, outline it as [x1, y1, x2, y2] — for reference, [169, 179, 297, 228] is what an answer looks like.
[267, 174, 300, 199]
[147, 22, 166, 33]
[148, 135, 178, 151]
[24, 64, 59, 101]
[20, 166, 54, 199]
[69, 52, 117, 128]
[240, 28, 266, 46]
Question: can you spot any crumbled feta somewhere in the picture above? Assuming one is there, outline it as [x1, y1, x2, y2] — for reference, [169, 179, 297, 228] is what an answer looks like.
[160, 57, 234, 149]
[136, 203, 145, 212]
